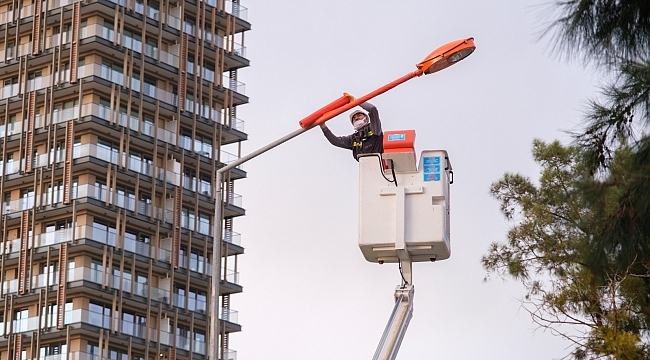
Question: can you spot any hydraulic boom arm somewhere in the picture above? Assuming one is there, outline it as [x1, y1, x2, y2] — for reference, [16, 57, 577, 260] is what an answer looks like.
[373, 285, 414, 360]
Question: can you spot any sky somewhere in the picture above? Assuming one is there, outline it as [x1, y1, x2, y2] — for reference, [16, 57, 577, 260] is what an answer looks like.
[227, 0, 599, 359]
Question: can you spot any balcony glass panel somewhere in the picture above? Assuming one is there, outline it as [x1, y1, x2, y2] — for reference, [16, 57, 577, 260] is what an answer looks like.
[225, 269, 240, 285]
[228, 193, 242, 207]
[223, 229, 241, 246]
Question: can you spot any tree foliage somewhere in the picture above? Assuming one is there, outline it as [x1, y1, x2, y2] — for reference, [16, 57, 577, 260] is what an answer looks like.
[483, 140, 650, 359]
[483, 2, 650, 358]
[545, 0, 650, 170]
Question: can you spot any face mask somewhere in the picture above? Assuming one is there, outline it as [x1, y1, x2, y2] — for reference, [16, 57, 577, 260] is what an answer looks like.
[353, 119, 367, 131]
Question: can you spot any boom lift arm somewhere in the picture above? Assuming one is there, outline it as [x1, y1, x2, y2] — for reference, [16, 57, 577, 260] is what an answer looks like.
[373, 280, 414, 360]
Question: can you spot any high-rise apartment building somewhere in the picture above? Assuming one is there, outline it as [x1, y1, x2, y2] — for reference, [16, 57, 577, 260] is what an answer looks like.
[0, 0, 250, 359]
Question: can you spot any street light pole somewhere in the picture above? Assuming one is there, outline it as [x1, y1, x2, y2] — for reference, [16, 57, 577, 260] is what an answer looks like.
[208, 126, 308, 360]
[207, 38, 476, 360]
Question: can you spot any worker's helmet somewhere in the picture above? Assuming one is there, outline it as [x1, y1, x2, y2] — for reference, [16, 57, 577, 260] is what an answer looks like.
[349, 110, 367, 124]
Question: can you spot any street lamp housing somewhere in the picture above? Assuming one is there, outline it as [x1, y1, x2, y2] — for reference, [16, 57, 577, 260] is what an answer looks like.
[417, 37, 475, 75]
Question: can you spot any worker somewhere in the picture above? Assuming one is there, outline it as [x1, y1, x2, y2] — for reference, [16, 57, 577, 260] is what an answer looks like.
[319, 102, 383, 160]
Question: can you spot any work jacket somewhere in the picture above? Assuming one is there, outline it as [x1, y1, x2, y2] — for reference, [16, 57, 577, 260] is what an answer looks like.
[321, 102, 383, 161]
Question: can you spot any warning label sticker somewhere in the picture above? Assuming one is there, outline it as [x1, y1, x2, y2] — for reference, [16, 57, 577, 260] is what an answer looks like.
[423, 156, 441, 182]
[387, 133, 406, 141]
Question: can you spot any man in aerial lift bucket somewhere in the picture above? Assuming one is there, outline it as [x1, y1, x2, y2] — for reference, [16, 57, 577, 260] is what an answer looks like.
[319, 102, 383, 160]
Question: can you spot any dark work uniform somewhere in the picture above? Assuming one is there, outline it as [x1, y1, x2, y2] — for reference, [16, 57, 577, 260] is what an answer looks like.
[321, 102, 383, 161]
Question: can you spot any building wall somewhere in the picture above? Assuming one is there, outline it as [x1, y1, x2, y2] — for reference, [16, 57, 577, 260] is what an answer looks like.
[0, 0, 249, 358]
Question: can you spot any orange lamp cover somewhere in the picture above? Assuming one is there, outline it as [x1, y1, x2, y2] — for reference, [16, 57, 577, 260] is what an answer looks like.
[298, 94, 354, 128]
[417, 38, 475, 75]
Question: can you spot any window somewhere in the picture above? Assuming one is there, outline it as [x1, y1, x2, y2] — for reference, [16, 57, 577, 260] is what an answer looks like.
[90, 260, 103, 283]
[138, 192, 152, 216]
[198, 212, 211, 235]
[54, 61, 70, 83]
[14, 308, 29, 332]
[39, 302, 72, 329]
[44, 178, 78, 205]
[143, 114, 155, 136]
[128, 150, 153, 176]
[144, 37, 158, 58]
[20, 188, 35, 208]
[101, 60, 123, 85]
[92, 219, 117, 246]
[143, 76, 156, 97]
[53, 24, 72, 45]
[183, 16, 196, 36]
[199, 173, 212, 195]
[187, 53, 195, 75]
[4, 192, 11, 208]
[6, 41, 15, 60]
[124, 228, 151, 253]
[28, 70, 42, 80]
[39, 343, 67, 358]
[50, 140, 66, 164]
[52, 99, 79, 124]
[146, 0, 159, 19]
[101, 20, 115, 42]
[183, 168, 197, 191]
[115, 185, 136, 210]
[113, 266, 131, 289]
[88, 301, 114, 329]
[122, 28, 142, 52]
[0, 152, 13, 176]
[181, 207, 195, 230]
[97, 138, 122, 164]
[40, 262, 58, 287]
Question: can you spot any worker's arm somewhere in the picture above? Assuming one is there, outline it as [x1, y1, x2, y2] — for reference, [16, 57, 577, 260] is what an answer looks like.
[320, 124, 353, 149]
[360, 102, 382, 134]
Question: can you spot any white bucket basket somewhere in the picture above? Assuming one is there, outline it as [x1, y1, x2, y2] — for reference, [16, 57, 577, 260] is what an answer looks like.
[358, 150, 452, 263]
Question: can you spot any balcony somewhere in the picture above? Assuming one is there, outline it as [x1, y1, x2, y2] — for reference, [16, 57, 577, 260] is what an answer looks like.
[65, 308, 208, 354]
[0, 222, 240, 284]
[67, 266, 171, 303]
[1, 183, 214, 230]
[9, 351, 238, 360]
[223, 229, 241, 246]
[2, 272, 55, 295]
[0, 72, 245, 145]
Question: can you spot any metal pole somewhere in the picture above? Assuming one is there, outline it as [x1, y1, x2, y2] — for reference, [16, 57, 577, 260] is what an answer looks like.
[208, 126, 308, 360]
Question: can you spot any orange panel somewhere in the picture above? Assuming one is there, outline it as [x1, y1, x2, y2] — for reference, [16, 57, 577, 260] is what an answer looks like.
[298, 94, 353, 129]
[383, 130, 416, 153]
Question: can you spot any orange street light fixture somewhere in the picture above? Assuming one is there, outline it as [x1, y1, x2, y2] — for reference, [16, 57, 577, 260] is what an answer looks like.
[298, 37, 476, 128]
[416, 37, 476, 75]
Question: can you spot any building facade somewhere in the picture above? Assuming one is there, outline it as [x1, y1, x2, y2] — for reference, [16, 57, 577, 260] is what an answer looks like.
[0, 0, 249, 359]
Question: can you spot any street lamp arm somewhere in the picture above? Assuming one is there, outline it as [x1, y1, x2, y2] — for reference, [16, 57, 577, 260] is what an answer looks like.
[313, 71, 420, 127]
[217, 126, 309, 175]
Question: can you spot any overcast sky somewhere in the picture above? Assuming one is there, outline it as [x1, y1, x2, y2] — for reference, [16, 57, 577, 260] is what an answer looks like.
[228, 0, 598, 359]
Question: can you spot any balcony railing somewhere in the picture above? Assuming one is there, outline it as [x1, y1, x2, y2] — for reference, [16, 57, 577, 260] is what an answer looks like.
[225, 269, 240, 285]
[67, 266, 171, 303]
[1, 183, 219, 232]
[223, 229, 241, 246]
[228, 193, 242, 207]
[0, 351, 237, 360]
[65, 308, 208, 354]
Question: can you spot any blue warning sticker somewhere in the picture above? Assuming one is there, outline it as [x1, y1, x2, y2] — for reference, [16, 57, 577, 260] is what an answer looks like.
[423, 156, 441, 165]
[423, 164, 441, 173]
[387, 133, 406, 141]
[423, 156, 442, 182]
